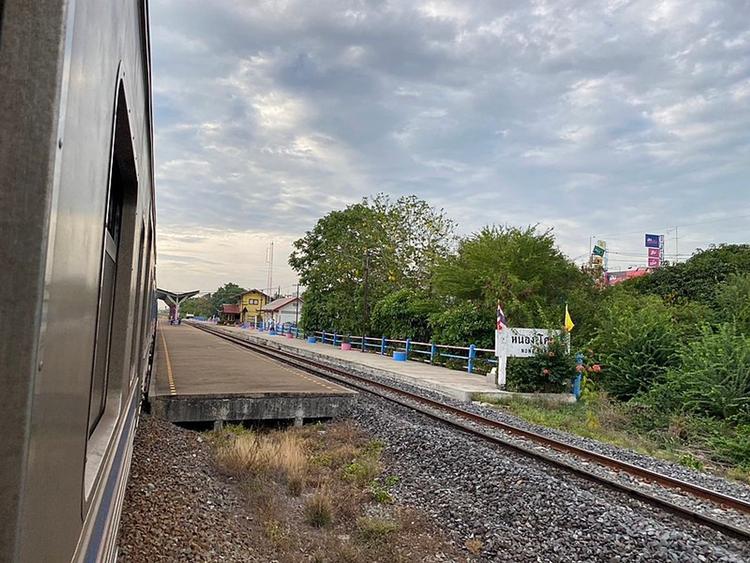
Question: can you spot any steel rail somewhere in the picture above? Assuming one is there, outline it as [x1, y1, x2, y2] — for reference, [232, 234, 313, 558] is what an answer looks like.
[191, 323, 750, 542]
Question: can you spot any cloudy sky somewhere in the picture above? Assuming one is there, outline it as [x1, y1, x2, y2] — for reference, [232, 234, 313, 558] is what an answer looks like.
[151, 0, 750, 294]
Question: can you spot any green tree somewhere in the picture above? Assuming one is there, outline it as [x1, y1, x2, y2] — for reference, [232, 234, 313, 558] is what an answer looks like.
[433, 225, 591, 328]
[290, 195, 454, 334]
[180, 294, 214, 317]
[628, 244, 750, 306]
[209, 282, 246, 314]
[370, 289, 438, 341]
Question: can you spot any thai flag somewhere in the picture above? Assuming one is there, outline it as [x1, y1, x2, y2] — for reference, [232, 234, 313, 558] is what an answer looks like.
[496, 303, 507, 330]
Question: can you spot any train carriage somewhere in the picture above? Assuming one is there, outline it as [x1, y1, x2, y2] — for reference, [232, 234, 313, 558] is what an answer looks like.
[0, 1, 156, 561]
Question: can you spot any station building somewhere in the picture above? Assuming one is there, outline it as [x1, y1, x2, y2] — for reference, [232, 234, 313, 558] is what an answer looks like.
[238, 289, 271, 324]
[261, 296, 304, 327]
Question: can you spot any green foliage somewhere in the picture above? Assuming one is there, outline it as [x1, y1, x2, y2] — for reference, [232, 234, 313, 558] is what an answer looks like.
[290, 194, 454, 333]
[715, 274, 750, 335]
[591, 292, 680, 400]
[180, 293, 214, 317]
[506, 337, 576, 393]
[711, 424, 750, 467]
[428, 302, 494, 348]
[628, 244, 750, 306]
[370, 289, 439, 340]
[645, 324, 750, 422]
[433, 225, 590, 328]
[209, 282, 247, 314]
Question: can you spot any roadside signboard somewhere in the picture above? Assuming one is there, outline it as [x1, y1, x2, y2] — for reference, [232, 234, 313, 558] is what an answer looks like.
[645, 234, 661, 248]
[648, 248, 661, 258]
[648, 257, 660, 267]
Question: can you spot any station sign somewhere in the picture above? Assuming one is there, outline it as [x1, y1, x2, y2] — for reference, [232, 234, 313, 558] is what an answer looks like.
[495, 327, 563, 358]
[648, 248, 661, 258]
[645, 234, 661, 248]
[648, 257, 660, 267]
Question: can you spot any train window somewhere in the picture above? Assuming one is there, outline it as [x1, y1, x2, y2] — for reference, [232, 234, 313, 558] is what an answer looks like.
[87, 80, 138, 439]
[88, 159, 124, 435]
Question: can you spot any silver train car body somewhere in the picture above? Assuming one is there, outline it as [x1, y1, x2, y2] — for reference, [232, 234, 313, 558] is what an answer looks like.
[1, 1, 156, 561]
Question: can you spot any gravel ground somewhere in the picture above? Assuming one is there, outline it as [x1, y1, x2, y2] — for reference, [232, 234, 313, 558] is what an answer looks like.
[352, 393, 750, 562]
[212, 326, 750, 502]
[117, 415, 259, 562]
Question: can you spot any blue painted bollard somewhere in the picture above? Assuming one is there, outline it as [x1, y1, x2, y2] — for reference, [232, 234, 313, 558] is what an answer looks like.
[307, 336, 317, 344]
[393, 351, 407, 362]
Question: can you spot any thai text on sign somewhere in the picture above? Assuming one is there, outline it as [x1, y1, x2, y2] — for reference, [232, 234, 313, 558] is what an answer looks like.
[495, 327, 563, 358]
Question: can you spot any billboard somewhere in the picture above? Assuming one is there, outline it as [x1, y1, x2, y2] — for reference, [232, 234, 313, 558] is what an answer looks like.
[648, 248, 661, 258]
[645, 234, 661, 248]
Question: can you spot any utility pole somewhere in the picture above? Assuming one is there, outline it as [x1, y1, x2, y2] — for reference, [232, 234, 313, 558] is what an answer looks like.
[675, 226, 679, 264]
[361, 252, 370, 352]
[265, 241, 274, 298]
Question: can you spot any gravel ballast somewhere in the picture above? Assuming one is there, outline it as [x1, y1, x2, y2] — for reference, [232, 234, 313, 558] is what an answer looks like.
[117, 416, 259, 562]
[209, 326, 750, 503]
[352, 393, 750, 562]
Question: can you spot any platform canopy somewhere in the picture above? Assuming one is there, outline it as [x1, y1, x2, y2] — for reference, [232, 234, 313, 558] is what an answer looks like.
[155, 288, 200, 307]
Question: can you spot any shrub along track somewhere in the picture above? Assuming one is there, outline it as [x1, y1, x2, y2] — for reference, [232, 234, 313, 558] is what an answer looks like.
[191, 323, 750, 544]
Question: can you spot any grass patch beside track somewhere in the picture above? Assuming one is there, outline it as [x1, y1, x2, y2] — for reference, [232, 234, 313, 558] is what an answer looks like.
[211, 421, 465, 562]
[476, 393, 750, 484]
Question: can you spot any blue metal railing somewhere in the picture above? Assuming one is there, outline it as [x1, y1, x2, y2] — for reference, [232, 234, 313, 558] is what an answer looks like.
[222, 319, 497, 375]
[308, 331, 496, 375]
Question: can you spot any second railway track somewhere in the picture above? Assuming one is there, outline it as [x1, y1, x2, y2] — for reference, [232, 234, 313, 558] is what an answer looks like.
[191, 322, 750, 542]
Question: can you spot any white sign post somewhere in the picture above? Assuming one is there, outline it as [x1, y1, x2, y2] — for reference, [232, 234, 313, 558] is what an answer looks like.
[494, 327, 563, 387]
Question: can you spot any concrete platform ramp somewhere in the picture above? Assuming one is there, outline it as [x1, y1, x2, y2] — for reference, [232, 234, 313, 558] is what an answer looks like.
[151, 322, 356, 426]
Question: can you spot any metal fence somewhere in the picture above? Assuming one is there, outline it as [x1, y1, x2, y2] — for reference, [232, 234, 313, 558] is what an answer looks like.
[259, 324, 497, 375]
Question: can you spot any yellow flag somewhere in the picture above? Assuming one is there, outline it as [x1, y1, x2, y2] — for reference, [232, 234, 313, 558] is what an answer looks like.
[564, 304, 575, 332]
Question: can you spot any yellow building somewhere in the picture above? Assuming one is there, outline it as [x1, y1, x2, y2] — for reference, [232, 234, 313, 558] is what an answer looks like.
[238, 289, 271, 324]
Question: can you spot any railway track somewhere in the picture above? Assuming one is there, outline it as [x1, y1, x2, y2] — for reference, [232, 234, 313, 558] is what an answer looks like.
[191, 322, 750, 542]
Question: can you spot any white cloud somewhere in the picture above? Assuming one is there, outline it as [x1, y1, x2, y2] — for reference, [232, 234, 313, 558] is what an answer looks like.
[150, 0, 750, 288]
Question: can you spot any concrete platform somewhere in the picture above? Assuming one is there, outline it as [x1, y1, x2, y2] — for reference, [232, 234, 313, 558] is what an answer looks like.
[203, 324, 511, 402]
[151, 322, 356, 424]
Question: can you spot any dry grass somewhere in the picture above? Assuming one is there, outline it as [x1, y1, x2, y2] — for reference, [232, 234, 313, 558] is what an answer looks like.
[211, 422, 467, 562]
[465, 538, 483, 555]
[217, 431, 308, 490]
[304, 488, 334, 527]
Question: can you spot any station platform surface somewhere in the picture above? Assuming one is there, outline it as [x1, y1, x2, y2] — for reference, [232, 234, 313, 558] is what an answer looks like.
[151, 322, 356, 424]
[207, 324, 506, 402]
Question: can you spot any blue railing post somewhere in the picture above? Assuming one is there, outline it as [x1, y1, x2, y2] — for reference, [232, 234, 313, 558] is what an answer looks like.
[468, 344, 476, 374]
[361, 335, 366, 351]
[430, 342, 437, 364]
[405, 338, 411, 359]
[380, 336, 386, 355]
[322, 331, 326, 345]
[333, 332, 338, 346]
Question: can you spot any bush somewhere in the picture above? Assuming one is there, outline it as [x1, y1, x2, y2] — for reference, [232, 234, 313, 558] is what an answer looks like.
[429, 302, 494, 348]
[590, 293, 680, 400]
[645, 324, 750, 423]
[715, 274, 750, 335]
[370, 289, 438, 341]
[628, 244, 750, 306]
[506, 337, 576, 393]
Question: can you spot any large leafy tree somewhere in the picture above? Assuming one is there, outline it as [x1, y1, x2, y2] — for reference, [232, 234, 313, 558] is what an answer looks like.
[289, 195, 454, 334]
[209, 282, 246, 314]
[180, 294, 214, 317]
[433, 225, 590, 328]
